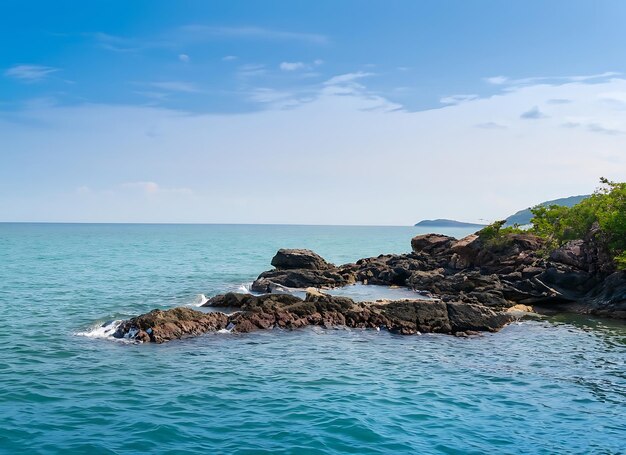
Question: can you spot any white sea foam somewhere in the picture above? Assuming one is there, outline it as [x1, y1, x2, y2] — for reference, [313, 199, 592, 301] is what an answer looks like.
[190, 294, 209, 307]
[75, 320, 123, 339]
[237, 283, 252, 294]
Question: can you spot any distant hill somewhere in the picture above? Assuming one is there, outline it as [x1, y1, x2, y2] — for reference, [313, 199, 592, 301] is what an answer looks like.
[414, 219, 487, 228]
[505, 195, 590, 226]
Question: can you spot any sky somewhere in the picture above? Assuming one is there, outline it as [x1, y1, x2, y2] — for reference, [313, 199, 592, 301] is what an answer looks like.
[1, 0, 626, 225]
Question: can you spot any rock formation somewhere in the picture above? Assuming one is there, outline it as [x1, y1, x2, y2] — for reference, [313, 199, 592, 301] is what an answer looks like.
[114, 291, 513, 343]
[114, 228, 625, 343]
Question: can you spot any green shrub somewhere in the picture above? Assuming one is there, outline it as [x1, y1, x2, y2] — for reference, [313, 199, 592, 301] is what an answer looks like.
[529, 178, 626, 270]
[477, 220, 524, 249]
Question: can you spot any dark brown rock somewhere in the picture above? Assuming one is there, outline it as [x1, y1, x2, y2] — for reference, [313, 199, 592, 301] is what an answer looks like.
[446, 302, 513, 332]
[271, 249, 333, 270]
[113, 307, 229, 343]
[411, 234, 455, 254]
[115, 289, 515, 343]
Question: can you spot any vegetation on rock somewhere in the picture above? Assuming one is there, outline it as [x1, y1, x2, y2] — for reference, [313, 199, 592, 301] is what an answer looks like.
[529, 178, 626, 269]
[476, 220, 524, 248]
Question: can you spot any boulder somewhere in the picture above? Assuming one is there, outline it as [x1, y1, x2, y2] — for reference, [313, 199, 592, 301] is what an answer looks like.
[271, 249, 332, 270]
[586, 271, 626, 318]
[411, 234, 455, 254]
[251, 268, 349, 292]
[406, 268, 446, 290]
[446, 302, 513, 332]
[449, 234, 481, 268]
[113, 307, 229, 343]
[380, 300, 451, 334]
[550, 240, 585, 269]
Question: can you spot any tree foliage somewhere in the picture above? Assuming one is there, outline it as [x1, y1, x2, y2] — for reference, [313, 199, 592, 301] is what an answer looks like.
[476, 220, 524, 248]
[529, 178, 626, 269]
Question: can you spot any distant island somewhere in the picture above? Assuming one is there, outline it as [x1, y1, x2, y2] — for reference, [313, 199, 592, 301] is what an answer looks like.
[505, 195, 589, 226]
[414, 219, 486, 228]
[415, 195, 590, 228]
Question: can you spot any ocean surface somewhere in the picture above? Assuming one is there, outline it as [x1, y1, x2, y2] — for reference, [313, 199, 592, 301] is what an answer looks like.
[0, 223, 624, 454]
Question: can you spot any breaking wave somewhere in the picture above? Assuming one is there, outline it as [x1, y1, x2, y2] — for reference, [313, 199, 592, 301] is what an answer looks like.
[75, 320, 123, 340]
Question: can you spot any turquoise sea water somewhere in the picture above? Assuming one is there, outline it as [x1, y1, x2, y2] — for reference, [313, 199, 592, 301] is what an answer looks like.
[0, 223, 624, 454]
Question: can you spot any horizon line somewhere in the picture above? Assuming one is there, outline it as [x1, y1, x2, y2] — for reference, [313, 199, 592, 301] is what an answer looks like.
[0, 221, 485, 228]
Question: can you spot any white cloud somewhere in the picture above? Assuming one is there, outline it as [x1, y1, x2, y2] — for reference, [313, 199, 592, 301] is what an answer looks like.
[149, 81, 200, 92]
[2, 73, 626, 224]
[279, 60, 324, 71]
[222, 55, 238, 61]
[178, 54, 190, 63]
[5, 64, 60, 82]
[485, 76, 508, 85]
[279, 61, 306, 71]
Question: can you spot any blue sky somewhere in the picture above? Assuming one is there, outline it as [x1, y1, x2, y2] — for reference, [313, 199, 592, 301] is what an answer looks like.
[2, 1, 626, 224]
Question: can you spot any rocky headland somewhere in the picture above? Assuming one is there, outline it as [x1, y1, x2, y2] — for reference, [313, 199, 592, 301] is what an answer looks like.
[114, 226, 625, 343]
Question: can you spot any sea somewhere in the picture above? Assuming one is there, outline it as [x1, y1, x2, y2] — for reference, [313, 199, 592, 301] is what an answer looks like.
[0, 223, 624, 454]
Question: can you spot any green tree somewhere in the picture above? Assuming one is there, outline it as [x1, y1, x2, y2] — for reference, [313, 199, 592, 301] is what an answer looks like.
[529, 178, 626, 269]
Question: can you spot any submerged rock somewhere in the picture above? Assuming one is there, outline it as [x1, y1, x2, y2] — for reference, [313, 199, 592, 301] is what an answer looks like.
[113, 307, 229, 343]
[114, 292, 514, 343]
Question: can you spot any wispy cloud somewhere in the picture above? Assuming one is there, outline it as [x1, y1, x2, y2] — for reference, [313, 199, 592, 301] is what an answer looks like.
[179, 25, 329, 45]
[178, 54, 190, 63]
[587, 123, 624, 135]
[279, 60, 323, 71]
[475, 122, 507, 129]
[236, 64, 267, 79]
[520, 106, 547, 119]
[279, 61, 306, 71]
[90, 32, 145, 52]
[5, 64, 60, 82]
[324, 72, 373, 86]
[120, 181, 194, 196]
[484, 76, 508, 85]
[440, 94, 479, 105]
[76, 182, 194, 198]
[222, 55, 238, 61]
[90, 25, 328, 55]
[486, 72, 620, 87]
[246, 88, 308, 109]
[149, 81, 200, 93]
[547, 98, 572, 104]
[562, 120, 624, 135]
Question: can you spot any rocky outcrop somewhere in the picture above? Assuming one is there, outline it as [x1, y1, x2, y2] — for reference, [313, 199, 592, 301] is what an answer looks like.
[113, 227, 625, 344]
[113, 307, 229, 343]
[250, 230, 625, 319]
[114, 292, 514, 343]
[251, 248, 354, 292]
